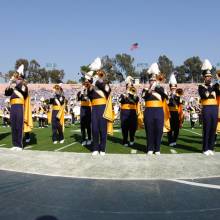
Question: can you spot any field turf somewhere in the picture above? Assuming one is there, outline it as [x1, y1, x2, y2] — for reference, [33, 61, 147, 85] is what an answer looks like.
[0, 121, 219, 154]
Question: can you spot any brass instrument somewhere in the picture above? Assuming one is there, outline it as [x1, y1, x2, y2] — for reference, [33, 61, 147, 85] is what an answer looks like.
[96, 69, 106, 78]
[127, 85, 137, 95]
[176, 88, 184, 96]
[53, 84, 61, 91]
[83, 80, 91, 89]
[216, 70, 220, 80]
[156, 73, 165, 82]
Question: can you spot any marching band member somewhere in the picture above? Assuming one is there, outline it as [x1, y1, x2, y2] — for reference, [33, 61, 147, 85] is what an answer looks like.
[119, 76, 139, 146]
[142, 63, 168, 155]
[5, 64, 32, 150]
[77, 78, 92, 146]
[214, 70, 220, 140]
[167, 73, 184, 147]
[38, 97, 46, 128]
[50, 84, 65, 144]
[188, 99, 197, 129]
[85, 57, 113, 156]
[3, 98, 10, 127]
[198, 59, 218, 155]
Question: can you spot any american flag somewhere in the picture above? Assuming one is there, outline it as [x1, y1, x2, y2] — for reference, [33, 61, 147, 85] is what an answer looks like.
[130, 43, 139, 51]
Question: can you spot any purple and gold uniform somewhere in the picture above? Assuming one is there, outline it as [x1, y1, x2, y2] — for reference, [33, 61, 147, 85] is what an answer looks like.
[119, 93, 139, 146]
[142, 85, 167, 153]
[87, 79, 111, 153]
[5, 80, 28, 148]
[77, 88, 91, 144]
[50, 89, 65, 143]
[199, 59, 218, 155]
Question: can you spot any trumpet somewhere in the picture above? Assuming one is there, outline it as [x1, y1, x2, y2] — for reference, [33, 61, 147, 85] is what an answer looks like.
[176, 88, 184, 96]
[96, 70, 106, 79]
[83, 80, 91, 89]
[156, 73, 165, 82]
[127, 85, 137, 95]
[216, 70, 220, 79]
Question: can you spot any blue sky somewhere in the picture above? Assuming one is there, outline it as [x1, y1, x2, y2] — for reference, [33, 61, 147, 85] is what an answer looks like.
[0, 0, 220, 82]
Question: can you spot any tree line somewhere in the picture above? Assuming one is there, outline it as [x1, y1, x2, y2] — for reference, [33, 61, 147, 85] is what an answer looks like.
[100, 54, 218, 83]
[1, 55, 219, 84]
[2, 59, 66, 84]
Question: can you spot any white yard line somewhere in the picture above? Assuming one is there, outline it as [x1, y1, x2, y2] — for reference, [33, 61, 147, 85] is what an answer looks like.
[170, 149, 177, 154]
[130, 149, 137, 154]
[169, 179, 220, 190]
[55, 142, 77, 152]
[182, 128, 202, 136]
[0, 144, 6, 147]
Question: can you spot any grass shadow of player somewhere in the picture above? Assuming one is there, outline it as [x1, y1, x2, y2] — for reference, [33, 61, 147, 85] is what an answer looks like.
[0, 132, 11, 141]
[180, 134, 202, 140]
[178, 136, 202, 145]
[135, 135, 147, 140]
[162, 138, 201, 153]
[23, 132, 38, 148]
[175, 143, 201, 153]
[71, 133, 92, 152]
[108, 135, 147, 153]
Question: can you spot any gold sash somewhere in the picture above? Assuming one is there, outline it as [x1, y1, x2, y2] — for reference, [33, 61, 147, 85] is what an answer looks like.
[52, 105, 61, 111]
[92, 98, 107, 106]
[24, 96, 33, 133]
[201, 99, 217, 106]
[81, 101, 91, 107]
[121, 104, 137, 110]
[145, 100, 163, 108]
[10, 98, 24, 105]
[217, 96, 220, 133]
[163, 100, 170, 133]
[103, 95, 114, 135]
[136, 102, 144, 129]
[56, 104, 65, 132]
[169, 106, 178, 112]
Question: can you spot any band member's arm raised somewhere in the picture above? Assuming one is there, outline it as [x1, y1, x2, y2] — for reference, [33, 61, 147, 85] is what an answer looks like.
[198, 85, 214, 99]
[212, 83, 220, 96]
[118, 94, 125, 103]
[141, 88, 149, 99]
[95, 80, 111, 97]
[76, 91, 82, 101]
[155, 86, 168, 100]
[127, 94, 138, 104]
[59, 96, 65, 105]
[5, 87, 13, 96]
[15, 83, 28, 99]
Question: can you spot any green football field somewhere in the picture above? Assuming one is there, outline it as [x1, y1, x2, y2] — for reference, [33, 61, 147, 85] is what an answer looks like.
[0, 121, 219, 154]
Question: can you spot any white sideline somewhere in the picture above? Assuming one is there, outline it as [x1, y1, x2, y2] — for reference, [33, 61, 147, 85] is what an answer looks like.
[55, 142, 77, 152]
[169, 179, 220, 190]
[0, 144, 6, 147]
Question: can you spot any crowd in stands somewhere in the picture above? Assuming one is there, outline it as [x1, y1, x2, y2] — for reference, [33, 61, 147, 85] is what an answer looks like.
[0, 83, 199, 108]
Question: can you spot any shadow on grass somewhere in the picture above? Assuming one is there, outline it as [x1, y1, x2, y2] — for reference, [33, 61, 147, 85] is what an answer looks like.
[24, 133, 38, 148]
[178, 136, 202, 145]
[71, 133, 92, 152]
[0, 132, 11, 141]
[161, 138, 202, 153]
[108, 135, 147, 153]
